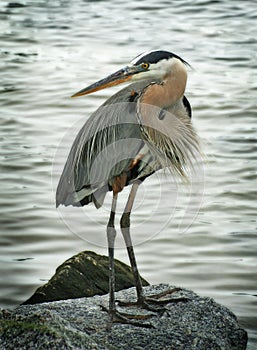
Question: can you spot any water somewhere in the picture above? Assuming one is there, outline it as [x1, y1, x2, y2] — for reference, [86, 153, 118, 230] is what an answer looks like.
[1, 0, 257, 347]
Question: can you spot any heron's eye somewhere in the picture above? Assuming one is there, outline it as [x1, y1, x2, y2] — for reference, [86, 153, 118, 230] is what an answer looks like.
[141, 63, 149, 70]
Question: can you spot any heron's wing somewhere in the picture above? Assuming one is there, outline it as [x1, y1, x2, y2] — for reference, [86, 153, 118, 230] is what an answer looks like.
[56, 81, 155, 207]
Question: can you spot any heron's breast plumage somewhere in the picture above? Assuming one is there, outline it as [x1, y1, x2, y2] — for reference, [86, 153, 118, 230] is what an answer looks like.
[136, 82, 200, 179]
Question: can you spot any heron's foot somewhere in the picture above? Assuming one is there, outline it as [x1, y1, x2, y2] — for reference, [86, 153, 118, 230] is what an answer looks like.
[145, 287, 189, 305]
[100, 305, 154, 329]
[117, 287, 189, 312]
[117, 298, 164, 313]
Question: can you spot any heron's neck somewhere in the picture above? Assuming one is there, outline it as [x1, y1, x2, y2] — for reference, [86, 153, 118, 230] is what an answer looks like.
[140, 58, 187, 109]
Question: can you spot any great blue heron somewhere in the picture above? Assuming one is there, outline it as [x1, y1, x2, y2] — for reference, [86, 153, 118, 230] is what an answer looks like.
[56, 50, 200, 326]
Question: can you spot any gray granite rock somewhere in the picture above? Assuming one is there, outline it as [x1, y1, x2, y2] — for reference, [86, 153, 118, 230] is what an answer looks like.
[1, 284, 247, 350]
[23, 251, 149, 305]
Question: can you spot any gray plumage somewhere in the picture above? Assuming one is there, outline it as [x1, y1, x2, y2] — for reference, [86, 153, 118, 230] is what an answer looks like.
[56, 50, 202, 326]
[56, 79, 199, 209]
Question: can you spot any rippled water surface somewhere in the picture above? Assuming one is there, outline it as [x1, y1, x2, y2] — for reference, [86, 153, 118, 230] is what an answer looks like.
[1, 0, 257, 347]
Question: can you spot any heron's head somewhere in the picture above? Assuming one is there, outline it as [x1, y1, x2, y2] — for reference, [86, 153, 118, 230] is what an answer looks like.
[72, 50, 190, 97]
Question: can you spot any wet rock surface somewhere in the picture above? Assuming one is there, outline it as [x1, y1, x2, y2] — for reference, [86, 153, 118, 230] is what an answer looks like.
[1, 284, 247, 350]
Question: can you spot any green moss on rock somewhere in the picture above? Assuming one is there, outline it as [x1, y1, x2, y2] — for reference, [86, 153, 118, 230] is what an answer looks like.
[23, 251, 149, 305]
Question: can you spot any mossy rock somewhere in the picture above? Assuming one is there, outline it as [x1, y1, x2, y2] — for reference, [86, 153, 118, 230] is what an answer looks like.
[23, 251, 149, 305]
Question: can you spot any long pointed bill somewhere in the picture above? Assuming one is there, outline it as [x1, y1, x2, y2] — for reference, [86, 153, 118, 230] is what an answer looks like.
[71, 66, 137, 98]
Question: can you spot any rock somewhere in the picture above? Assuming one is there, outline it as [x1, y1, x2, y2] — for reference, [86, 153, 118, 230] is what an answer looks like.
[23, 251, 149, 305]
[1, 284, 247, 350]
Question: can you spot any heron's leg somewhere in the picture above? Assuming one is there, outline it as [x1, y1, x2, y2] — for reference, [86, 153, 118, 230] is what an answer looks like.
[119, 183, 189, 310]
[103, 190, 154, 328]
[107, 192, 118, 319]
[120, 182, 145, 305]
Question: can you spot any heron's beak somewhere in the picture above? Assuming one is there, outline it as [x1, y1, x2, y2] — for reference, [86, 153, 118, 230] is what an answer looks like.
[71, 66, 138, 98]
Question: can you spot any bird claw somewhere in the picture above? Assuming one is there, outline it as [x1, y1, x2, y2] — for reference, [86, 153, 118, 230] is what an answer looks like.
[117, 298, 164, 313]
[100, 288, 189, 328]
[117, 287, 189, 311]
[144, 287, 190, 305]
[100, 304, 154, 329]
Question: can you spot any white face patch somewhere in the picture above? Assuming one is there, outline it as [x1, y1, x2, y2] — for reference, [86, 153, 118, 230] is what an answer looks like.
[153, 57, 185, 76]
[130, 57, 184, 82]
